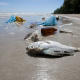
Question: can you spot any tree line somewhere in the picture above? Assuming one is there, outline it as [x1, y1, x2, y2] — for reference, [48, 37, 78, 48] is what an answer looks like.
[54, 0, 80, 14]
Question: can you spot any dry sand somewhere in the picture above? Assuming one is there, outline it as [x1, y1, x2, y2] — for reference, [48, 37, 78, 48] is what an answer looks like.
[0, 14, 80, 80]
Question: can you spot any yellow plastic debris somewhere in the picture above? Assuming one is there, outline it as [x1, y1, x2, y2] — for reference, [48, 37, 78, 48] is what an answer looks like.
[15, 16, 26, 22]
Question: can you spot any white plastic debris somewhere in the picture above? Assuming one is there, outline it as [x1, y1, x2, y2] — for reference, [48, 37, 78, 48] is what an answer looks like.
[25, 30, 42, 42]
[59, 23, 73, 28]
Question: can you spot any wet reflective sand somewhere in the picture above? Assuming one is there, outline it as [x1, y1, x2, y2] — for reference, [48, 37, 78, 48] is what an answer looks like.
[0, 14, 80, 80]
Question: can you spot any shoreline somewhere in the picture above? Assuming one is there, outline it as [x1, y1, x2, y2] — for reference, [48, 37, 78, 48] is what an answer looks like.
[57, 14, 80, 20]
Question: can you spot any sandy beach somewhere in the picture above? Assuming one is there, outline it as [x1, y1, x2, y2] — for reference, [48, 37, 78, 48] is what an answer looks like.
[0, 14, 80, 80]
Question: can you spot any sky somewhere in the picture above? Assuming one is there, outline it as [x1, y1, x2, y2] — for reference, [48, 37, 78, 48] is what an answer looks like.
[0, 0, 64, 13]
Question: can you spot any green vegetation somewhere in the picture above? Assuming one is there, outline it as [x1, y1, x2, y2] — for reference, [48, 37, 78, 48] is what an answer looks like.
[54, 0, 80, 14]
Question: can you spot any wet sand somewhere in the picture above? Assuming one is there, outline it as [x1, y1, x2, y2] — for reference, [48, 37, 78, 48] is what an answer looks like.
[0, 14, 80, 80]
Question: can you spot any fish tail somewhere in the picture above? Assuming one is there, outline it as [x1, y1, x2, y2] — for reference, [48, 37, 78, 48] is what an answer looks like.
[74, 48, 80, 52]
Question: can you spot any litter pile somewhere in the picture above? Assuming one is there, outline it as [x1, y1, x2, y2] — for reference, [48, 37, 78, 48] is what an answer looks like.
[25, 15, 79, 57]
[5, 15, 26, 23]
[30, 15, 58, 28]
[5, 14, 78, 57]
[25, 15, 58, 42]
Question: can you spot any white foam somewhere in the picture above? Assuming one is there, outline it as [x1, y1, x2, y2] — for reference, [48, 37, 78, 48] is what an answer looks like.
[59, 23, 73, 28]
[0, 25, 3, 26]
[5, 28, 8, 29]
[59, 15, 80, 20]
[9, 32, 14, 35]
[63, 19, 66, 20]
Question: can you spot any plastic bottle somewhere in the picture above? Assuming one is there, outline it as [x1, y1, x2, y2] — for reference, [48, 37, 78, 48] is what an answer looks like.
[41, 27, 57, 36]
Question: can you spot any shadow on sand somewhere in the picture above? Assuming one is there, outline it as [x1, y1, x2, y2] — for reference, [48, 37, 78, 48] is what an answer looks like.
[26, 52, 71, 59]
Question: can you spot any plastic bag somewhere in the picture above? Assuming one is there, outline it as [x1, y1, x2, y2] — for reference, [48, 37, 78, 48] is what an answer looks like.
[5, 15, 16, 23]
[37, 15, 57, 26]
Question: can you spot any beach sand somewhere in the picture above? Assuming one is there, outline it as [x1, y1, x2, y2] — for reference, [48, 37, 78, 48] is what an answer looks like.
[0, 14, 80, 80]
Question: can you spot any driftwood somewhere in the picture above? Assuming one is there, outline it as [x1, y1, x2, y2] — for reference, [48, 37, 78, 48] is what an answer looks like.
[60, 30, 73, 35]
[30, 23, 37, 28]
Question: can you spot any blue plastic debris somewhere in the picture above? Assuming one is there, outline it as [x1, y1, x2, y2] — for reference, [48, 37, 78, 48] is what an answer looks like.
[5, 15, 16, 23]
[37, 15, 57, 26]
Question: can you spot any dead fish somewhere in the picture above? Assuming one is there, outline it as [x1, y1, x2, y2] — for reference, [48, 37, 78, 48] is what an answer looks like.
[26, 40, 80, 56]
